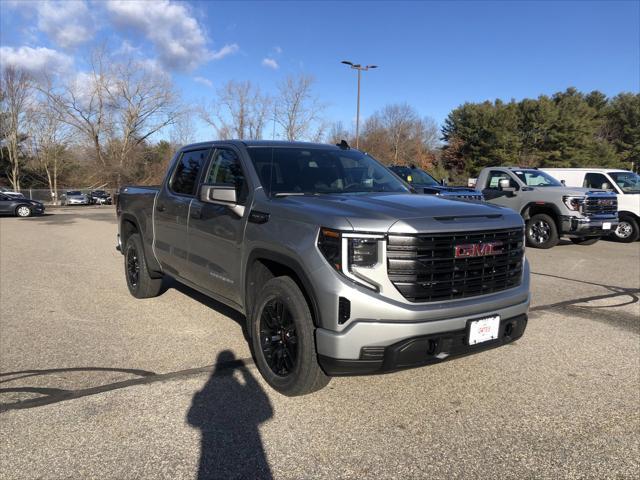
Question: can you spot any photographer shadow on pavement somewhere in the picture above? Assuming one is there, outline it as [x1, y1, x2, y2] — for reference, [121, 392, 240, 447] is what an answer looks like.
[187, 350, 274, 480]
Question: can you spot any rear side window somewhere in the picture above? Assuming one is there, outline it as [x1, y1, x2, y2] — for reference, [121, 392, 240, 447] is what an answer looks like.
[170, 149, 209, 195]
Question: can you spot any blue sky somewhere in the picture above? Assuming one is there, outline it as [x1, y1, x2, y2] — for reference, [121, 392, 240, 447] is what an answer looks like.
[1, 0, 638, 141]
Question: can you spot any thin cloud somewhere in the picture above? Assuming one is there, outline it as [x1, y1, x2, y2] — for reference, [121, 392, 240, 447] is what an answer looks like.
[210, 44, 239, 61]
[194, 76, 213, 88]
[262, 57, 279, 70]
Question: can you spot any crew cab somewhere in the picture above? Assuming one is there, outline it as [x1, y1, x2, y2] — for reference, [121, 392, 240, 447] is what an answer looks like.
[389, 165, 484, 201]
[117, 141, 530, 395]
[475, 167, 618, 249]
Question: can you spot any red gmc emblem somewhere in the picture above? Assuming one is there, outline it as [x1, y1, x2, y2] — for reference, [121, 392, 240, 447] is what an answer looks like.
[454, 241, 504, 258]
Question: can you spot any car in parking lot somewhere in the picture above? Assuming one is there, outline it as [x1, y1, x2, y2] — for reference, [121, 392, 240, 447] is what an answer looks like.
[0, 192, 45, 217]
[389, 165, 484, 201]
[89, 190, 113, 205]
[64, 191, 90, 206]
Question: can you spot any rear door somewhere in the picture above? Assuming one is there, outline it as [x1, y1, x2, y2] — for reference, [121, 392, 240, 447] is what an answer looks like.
[154, 148, 211, 277]
[187, 146, 251, 304]
[0, 194, 15, 214]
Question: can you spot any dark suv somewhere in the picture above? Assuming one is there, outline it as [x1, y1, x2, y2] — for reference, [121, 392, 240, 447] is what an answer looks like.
[389, 165, 484, 201]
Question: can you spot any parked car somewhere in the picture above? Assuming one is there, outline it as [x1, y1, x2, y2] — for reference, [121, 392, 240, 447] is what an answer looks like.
[118, 140, 530, 396]
[0, 192, 45, 217]
[389, 165, 484, 201]
[540, 168, 640, 243]
[475, 167, 618, 248]
[89, 190, 113, 205]
[64, 191, 90, 205]
[0, 187, 25, 198]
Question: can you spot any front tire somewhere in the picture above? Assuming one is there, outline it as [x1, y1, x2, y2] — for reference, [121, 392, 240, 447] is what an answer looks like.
[250, 276, 330, 396]
[570, 237, 599, 245]
[124, 233, 163, 299]
[526, 213, 559, 249]
[611, 215, 639, 243]
[15, 205, 32, 217]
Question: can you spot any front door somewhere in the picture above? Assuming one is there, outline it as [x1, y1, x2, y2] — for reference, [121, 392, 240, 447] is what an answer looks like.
[154, 148, 210, 277]
[482, 170, 519, 209]
[187, 146, 251, 304]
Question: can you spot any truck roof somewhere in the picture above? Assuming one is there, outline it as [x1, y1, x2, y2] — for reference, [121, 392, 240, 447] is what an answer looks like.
[540, 167, 631, 173]
[179, 140, 345, 150]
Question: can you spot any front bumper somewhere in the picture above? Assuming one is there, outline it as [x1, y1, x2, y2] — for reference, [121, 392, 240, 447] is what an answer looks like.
[560, 215, 618, 237]
[319, 313, 527, 375]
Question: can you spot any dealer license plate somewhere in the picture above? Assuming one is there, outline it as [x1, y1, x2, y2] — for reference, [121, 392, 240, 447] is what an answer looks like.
[602, 222, 611, 230]
[468, 315, 500, 345]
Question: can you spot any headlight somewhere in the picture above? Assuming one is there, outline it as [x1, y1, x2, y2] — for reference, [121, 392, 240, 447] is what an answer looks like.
[563, 196, 584, 211]
[318, 228, 383, 290]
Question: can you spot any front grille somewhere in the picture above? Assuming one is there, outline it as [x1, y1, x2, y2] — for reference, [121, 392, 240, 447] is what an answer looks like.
[583, 196, 617, 215]
[442, 193, 484, 201]
[387, 228, 524, 302]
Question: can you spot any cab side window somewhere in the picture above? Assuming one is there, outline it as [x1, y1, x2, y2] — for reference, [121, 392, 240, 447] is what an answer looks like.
[170, 149, 210, 196]
[583, 173, 614, 191]
[204, 148, 248, 204]
[486, 171, 517, 189]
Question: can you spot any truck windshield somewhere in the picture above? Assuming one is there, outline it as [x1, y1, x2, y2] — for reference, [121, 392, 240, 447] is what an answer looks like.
[609, 172, 640, 193]
[248, 147, 410, 196]
[513, 170, 562, 187]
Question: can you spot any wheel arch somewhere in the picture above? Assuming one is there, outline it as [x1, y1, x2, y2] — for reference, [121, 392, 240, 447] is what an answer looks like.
[119, 212, 162, 276]
[245, 249, 321, 330]
[521, 202, 562, 231]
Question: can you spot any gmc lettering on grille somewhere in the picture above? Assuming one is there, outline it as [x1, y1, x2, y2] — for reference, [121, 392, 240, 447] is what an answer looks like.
[454, 241, 504, 258]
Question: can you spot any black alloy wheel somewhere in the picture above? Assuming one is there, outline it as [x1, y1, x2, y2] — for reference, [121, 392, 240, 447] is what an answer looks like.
[259, 298, 298, 376]
[126, 245, 140, 289]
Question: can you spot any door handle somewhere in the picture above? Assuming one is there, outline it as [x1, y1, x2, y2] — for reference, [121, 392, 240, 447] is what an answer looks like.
[190, 208, 202, 219]
[157, 204, 166, 212]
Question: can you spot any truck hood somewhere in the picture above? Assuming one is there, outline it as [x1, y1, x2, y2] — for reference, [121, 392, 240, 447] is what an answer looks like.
[526, 186, 607, 196]
[270, 193, 523, 233]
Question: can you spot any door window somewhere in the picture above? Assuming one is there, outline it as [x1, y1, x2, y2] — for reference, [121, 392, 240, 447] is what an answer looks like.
[170, 149, 209, 196]
[204, 148, 248, 204]
[583, 173, 614, 191]
[486, 171, 517, 189]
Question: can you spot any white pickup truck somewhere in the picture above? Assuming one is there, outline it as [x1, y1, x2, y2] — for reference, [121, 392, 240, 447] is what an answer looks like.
[541, 168, 640, 242]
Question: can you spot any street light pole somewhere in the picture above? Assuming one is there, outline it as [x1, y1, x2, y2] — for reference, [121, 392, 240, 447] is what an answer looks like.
[341, 61, 378, 149]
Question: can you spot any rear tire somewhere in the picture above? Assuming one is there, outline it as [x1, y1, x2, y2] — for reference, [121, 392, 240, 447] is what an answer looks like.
[611, 215, 639, 243]
[124, 233, 163, 299]
[526, 213, 559, 249]
[250, 276, 330, 396]
[15, 205, 32, 217]
[570, 237, 599, 245]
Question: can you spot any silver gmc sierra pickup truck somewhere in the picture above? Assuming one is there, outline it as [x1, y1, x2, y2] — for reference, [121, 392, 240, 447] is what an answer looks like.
[117, 141, 530, 395]
[476, 167, 618, 249]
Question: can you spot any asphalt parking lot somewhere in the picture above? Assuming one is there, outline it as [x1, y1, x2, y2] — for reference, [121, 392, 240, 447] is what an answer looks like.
[1, 207, 638, 480]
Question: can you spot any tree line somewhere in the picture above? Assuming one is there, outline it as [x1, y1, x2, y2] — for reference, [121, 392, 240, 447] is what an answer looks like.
[441, 88, 639, 179]
[1, 51, 638, 194]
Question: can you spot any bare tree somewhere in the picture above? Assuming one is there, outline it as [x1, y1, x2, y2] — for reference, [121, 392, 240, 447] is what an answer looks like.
[200, 80, 271, 140]
[170, 110, 196, 147]
[359, 103, 439, 167]
[275, 74, 325, 141]
[0, 66, 33, 191]
[106, 60, 183, 178]
[44, 49, 112, 168]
